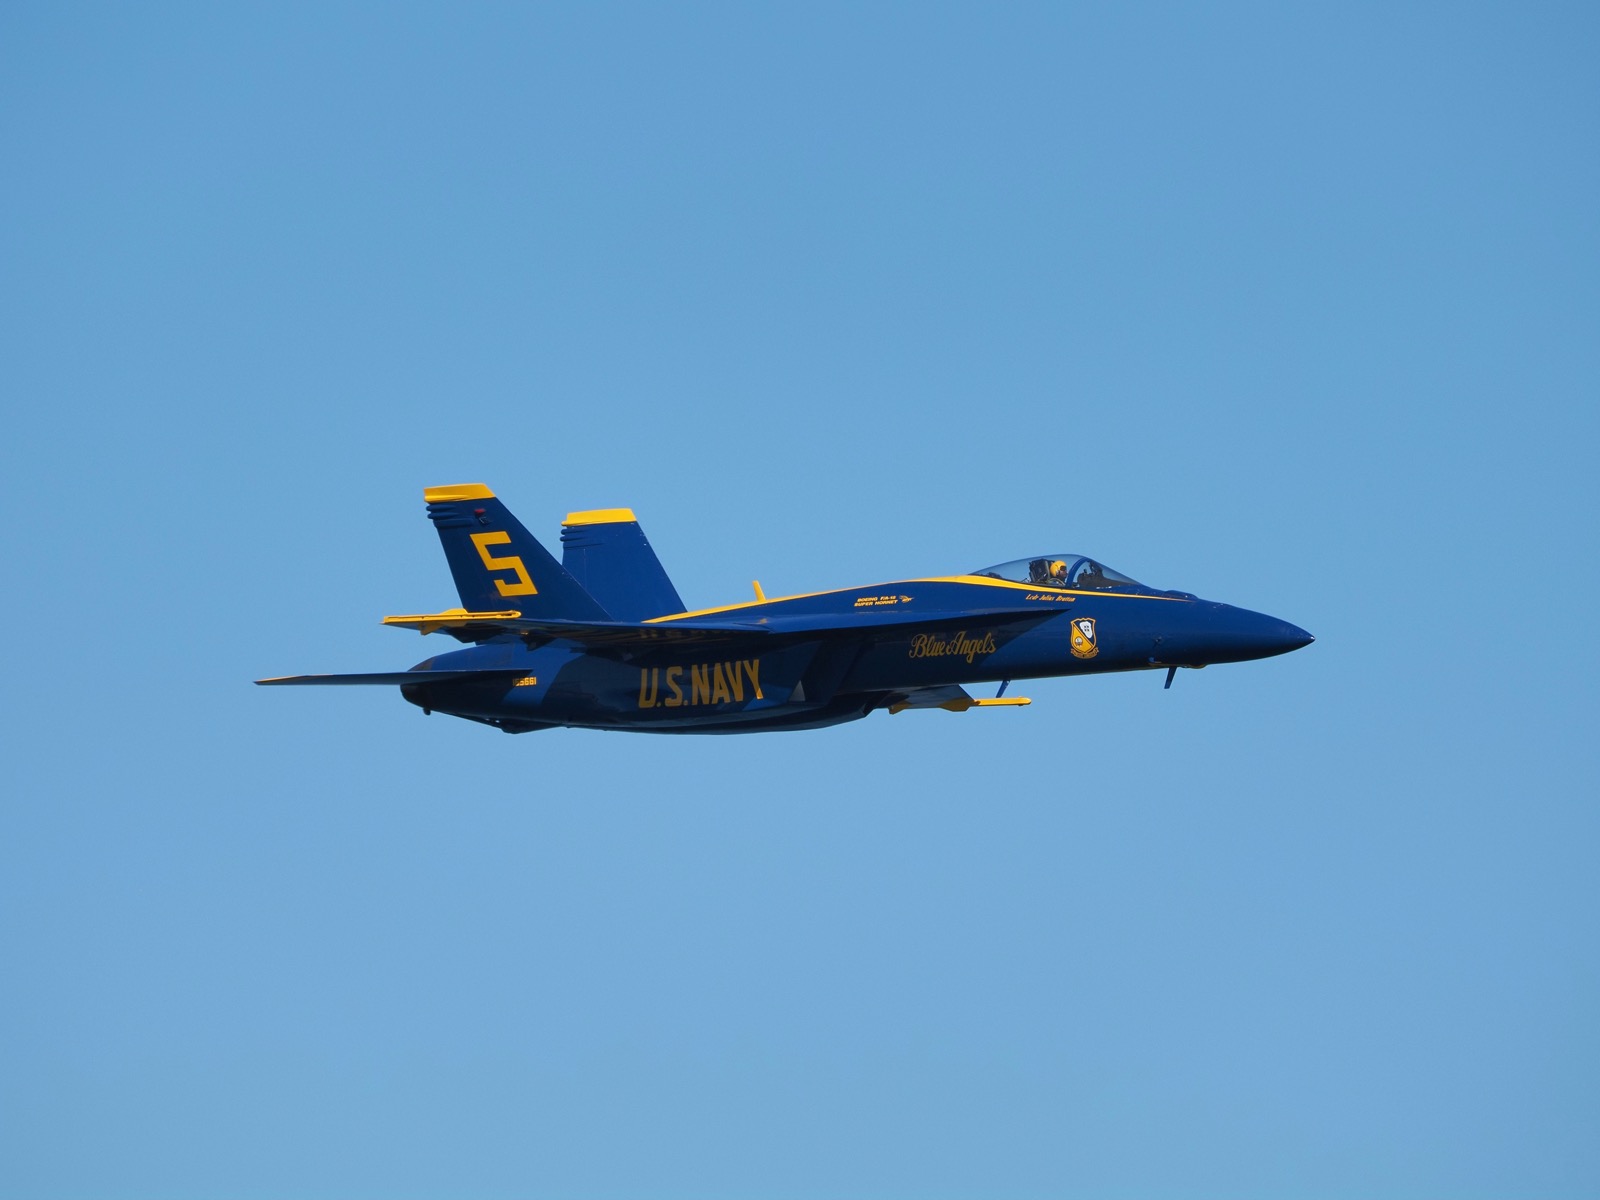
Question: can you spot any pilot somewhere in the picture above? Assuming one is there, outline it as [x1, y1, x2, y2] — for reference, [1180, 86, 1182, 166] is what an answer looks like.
[1029, 559, 1071, 587]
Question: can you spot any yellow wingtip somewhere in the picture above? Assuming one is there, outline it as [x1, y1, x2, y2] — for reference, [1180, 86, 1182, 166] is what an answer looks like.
[382, 609, 521, 635]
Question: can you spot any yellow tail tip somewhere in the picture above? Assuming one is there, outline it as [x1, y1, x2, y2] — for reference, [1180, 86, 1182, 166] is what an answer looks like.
[424, 483, 495, 502]
[563, 507, 638, 526]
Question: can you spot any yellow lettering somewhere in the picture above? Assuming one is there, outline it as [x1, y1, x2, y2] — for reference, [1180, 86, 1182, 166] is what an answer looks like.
[711, 662, 732, 704]
[745, 659, 763, 700]
[664, 666, 683, 707]
[691, 663, 712, 705]
[906, 629, 996, 662]
[470, 531, 538, 597]
[638, 667, 659, 708]
[724, 661, 744, 702]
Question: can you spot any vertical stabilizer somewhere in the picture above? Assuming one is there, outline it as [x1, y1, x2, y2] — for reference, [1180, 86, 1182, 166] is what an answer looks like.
[560, 508, 686, 621]
[424, 484, 612, 621]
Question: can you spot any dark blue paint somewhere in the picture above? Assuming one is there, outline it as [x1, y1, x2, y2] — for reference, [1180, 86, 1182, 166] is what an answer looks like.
[260, 489, 1313, 734]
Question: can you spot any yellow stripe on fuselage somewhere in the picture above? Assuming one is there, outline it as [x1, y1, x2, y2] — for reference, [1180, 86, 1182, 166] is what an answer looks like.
[646, 574, 1188, 624]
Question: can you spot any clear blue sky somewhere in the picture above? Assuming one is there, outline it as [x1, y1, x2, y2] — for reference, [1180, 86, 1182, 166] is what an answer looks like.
[3, 4, 1596, 1197]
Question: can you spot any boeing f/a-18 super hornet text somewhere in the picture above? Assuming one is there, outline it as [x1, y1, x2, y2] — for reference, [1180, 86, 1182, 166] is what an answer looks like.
[257, 484, 1313, 734]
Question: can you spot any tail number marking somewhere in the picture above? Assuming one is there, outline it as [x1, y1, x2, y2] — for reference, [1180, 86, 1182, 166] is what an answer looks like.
[470, 532, 538, 597]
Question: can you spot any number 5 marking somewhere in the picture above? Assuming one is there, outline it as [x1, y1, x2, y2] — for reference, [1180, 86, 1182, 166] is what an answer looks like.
[470, 531, 538, 596]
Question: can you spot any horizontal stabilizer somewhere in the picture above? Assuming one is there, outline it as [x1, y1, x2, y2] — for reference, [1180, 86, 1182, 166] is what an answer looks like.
[256, 669, 525, 686]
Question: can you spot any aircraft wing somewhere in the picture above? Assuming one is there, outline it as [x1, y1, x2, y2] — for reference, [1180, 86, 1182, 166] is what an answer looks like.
[379, 604, 1044, 651]
[380, 610, 771, 646]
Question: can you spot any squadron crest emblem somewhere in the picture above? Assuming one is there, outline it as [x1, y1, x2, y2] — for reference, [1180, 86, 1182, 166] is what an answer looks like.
[1069, 616, 1098, 659]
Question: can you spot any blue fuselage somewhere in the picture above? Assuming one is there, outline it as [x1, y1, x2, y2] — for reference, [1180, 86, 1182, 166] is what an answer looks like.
[397, 576, 1313, 734]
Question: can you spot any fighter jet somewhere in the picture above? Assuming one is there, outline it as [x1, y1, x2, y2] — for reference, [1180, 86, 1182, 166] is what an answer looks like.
[257, 484, 1313, 734]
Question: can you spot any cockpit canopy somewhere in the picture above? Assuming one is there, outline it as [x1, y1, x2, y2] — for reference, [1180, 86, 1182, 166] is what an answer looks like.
[972, 555, 1143, 592]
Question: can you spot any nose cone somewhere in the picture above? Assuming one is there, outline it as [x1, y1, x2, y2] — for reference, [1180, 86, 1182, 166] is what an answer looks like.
[1199, 605, 1315, 664]
[1256, 614, 1315, 657]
